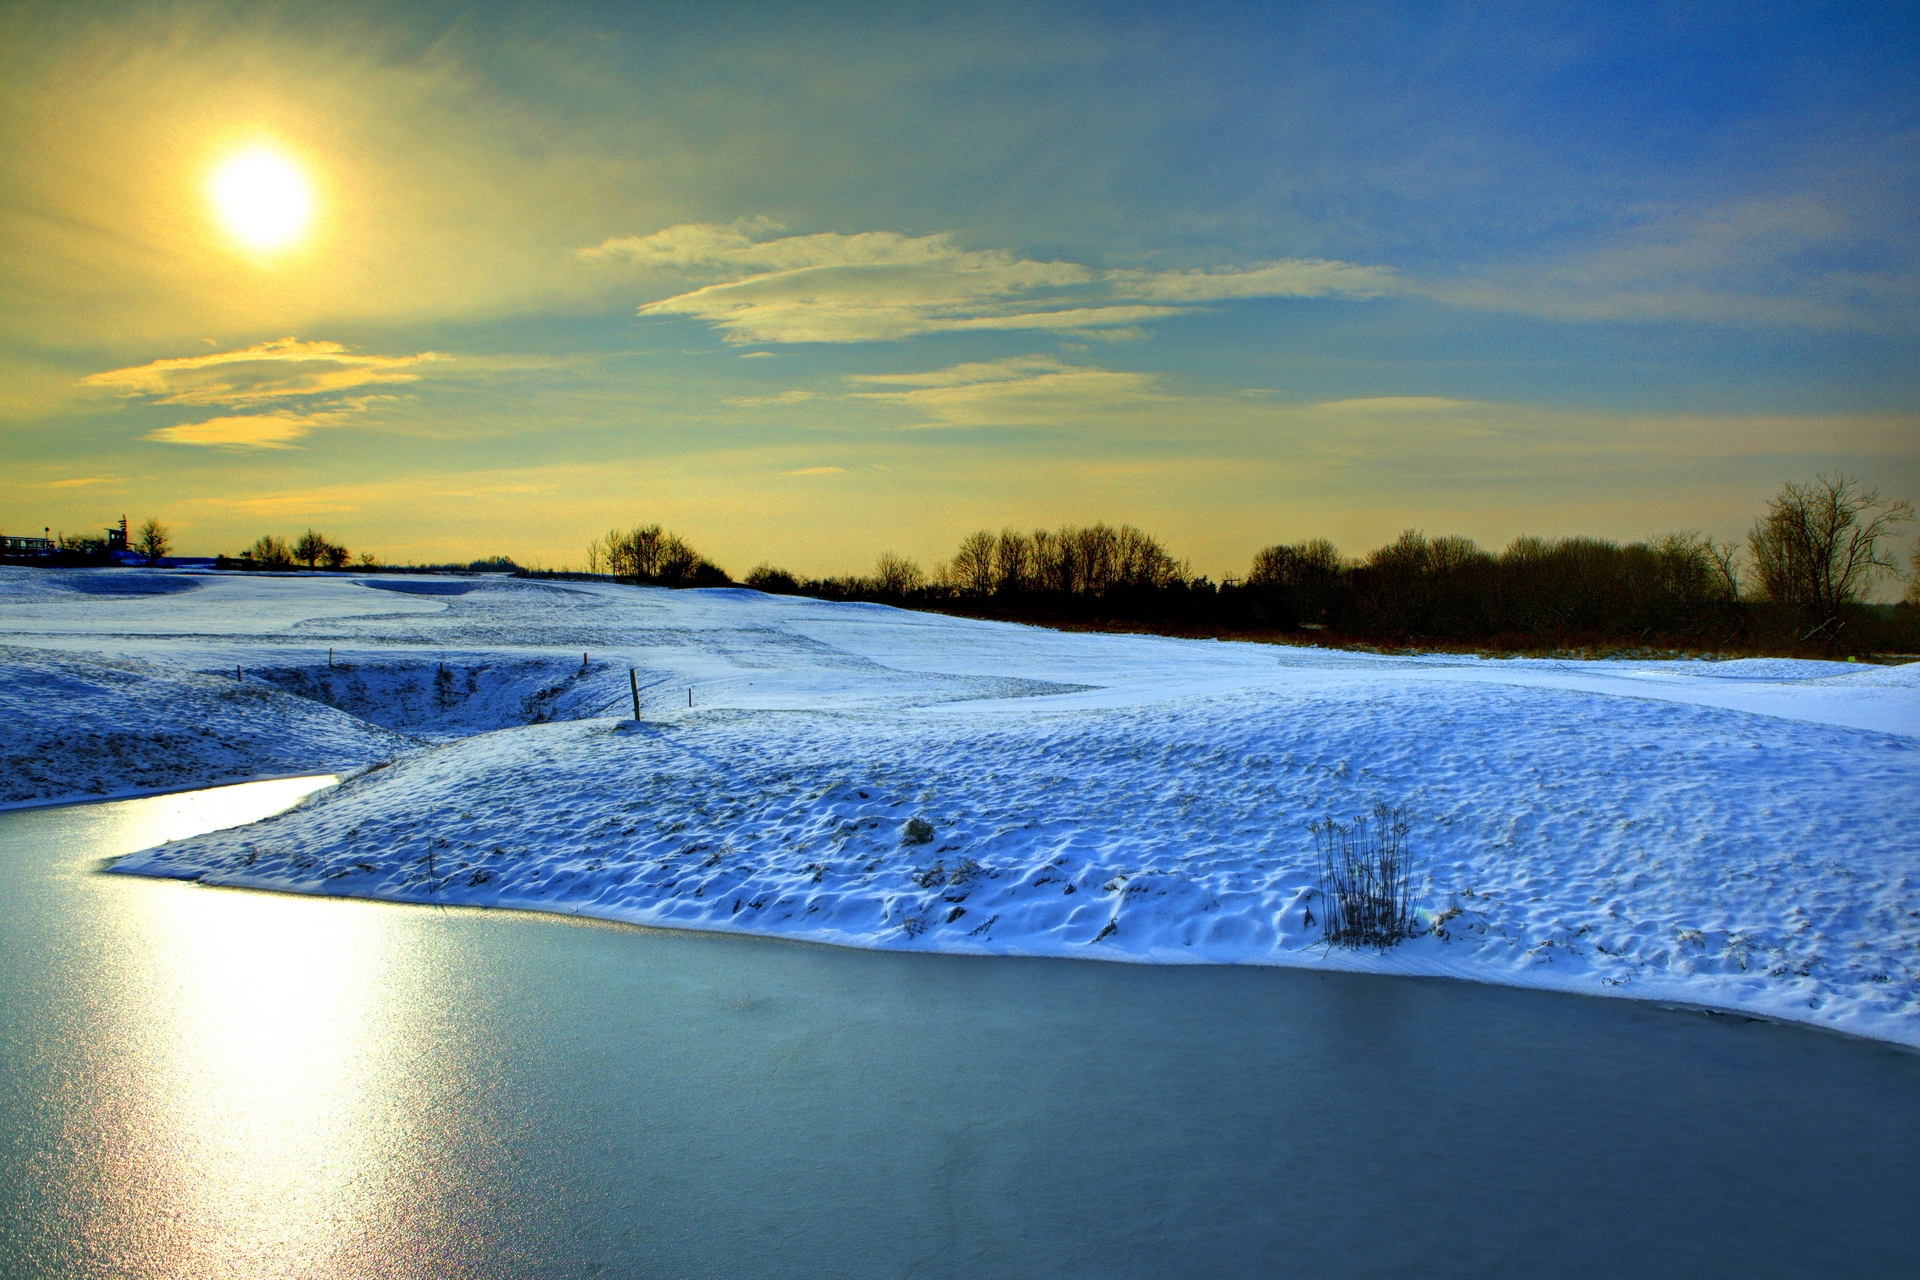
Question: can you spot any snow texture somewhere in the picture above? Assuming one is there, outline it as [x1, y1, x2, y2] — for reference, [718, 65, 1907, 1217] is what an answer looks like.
[5, 566, 1917, 1045]
[0, 644, 410, 808]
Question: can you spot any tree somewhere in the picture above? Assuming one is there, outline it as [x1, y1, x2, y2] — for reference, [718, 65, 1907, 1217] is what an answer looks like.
[133, 518, 171, 565]
[591, 523, 729, 587]
[294, 528, 330, 569]
[244, 534, 292, 568]
[871, 551, 924, 597]
[948, 530, 997, 595]
[1749, 473, 1912, 638]
[323, 543, 350, 570]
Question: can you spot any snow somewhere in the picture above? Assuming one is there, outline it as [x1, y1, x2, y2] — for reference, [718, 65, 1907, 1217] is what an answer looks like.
[6, 565, 1917, 1045]
[0, 644, 409, 808]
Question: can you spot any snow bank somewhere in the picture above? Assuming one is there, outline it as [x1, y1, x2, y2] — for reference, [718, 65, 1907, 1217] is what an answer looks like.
[0, 645, 410, 808]
[5, 566, 1917, 1045]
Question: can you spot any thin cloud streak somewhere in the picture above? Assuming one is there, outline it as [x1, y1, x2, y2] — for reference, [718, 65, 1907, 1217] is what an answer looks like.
[145, 412, 322, 449]
[587, 221, 1395, 344]
[83, 338, 449, 406]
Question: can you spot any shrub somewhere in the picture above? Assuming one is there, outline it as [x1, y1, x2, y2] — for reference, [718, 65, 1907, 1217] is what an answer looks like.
[745, 564, 800, 593]
[1312, 804, 1418, 950]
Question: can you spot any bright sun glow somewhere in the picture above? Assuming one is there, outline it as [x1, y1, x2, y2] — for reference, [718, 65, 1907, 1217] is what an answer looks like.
[208, 147, 314, 252]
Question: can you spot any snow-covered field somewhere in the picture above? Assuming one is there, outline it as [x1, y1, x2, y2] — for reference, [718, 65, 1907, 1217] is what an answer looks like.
[5, 566, 1917, 1045]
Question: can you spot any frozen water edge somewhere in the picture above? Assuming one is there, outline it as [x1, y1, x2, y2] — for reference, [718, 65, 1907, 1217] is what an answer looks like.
[4, 566, 1916, 1048]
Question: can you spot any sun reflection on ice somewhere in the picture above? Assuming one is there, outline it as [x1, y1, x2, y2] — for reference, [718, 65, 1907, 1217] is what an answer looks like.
[71, 779, 480, 1278]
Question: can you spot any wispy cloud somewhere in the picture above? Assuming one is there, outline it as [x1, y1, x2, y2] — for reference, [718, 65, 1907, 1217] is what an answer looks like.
[84, 338, 449, 406]
[583, 221, 1394, 344]
[145, 412, 327, 449]
[724, 389, 819, 407]
[1312, 396, 1472, 412]
[1418, 196, 1918, 329]
[847, 354, 1163, 427]
[783, 465, 845, 475]
[84, 338, 440, 449]
[35, 474, 122, 488]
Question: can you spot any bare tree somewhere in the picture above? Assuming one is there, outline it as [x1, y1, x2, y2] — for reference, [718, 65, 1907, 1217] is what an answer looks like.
[871, 551, 924, 596]
[244, 534, 292, 568]
[133, 518, 170, 565]
[1702, 537, 1742, 600]
[293, 528, 329, 569]
[949, 530, 996, 595]
[1748, 473, 1913, 638]
[993, 528, 1033, 593]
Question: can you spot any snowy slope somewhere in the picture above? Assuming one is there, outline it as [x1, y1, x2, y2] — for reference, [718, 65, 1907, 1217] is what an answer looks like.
[5, 566, 1917, 1044]
[0, 644, 411, 808]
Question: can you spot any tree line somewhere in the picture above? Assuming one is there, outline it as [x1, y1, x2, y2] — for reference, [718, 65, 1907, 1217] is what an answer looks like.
[121, 471, 1915, 656]
[220, 529, 367, 570]
[559, 473, 1914, 656]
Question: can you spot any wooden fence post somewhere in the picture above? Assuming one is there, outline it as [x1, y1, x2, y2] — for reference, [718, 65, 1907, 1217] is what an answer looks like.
[630, 668, 641, 721]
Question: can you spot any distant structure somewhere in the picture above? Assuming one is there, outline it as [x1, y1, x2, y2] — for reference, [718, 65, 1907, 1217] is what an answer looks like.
[0, 527, 54, 556]
[1, 517, 129, 561]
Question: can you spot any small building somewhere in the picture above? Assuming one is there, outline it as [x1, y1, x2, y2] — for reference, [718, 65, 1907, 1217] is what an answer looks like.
[1, 529, 54, 556]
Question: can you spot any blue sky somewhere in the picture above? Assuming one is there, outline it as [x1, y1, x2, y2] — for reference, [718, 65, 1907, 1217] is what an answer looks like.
[1, 0, 1914, 575]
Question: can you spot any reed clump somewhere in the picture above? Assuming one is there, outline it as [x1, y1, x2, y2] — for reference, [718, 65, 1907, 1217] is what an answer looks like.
[1312, 804, 1418, 950]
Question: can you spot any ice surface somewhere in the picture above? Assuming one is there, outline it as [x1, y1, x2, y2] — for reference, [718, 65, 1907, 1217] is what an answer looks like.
[5, 566, 1916, 1044]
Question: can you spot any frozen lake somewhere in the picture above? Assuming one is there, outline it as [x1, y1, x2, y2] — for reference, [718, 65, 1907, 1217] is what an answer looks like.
[2, 780, 1916, 1278]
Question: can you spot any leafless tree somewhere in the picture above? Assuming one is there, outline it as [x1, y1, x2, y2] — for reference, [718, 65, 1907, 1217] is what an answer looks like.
[948, 530, 996, 595]
[1749, 473, 1912, 637]
[244, 534, 292, 568]
[133, 518, 170, 565]
[871, 551, 924, 596]
[294, 528, 330, 569]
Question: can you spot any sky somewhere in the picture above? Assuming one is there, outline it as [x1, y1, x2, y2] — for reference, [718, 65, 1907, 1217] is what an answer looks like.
[1, 0, 1915, 578]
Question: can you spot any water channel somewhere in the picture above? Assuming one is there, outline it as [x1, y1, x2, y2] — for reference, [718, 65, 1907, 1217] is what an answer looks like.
[2, 780, 1915, 1278]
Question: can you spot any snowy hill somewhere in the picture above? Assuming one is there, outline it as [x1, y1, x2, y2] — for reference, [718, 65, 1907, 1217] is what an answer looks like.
[4, 566, 1917, 1045]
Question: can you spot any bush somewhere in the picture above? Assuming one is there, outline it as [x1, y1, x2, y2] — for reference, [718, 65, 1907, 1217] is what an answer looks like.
[1312, 804, 1418, 950]
[745, 564, 800, 593]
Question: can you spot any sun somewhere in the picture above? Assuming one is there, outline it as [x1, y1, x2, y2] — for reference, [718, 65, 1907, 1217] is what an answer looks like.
[207, 146, 314, 253]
